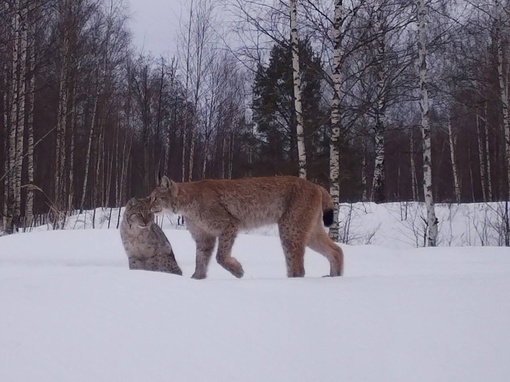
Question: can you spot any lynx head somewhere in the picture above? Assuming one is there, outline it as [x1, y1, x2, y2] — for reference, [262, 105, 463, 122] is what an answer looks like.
[124, 197, 155, 229]
[150, 176, 179, 213]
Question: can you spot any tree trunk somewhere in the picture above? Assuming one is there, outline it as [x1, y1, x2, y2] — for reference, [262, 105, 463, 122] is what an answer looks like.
[80, 82, 99, 211]
[410, 128, 418, 201]
[163, 120, 171, 178]
[68, 84, 76, 213]
[447, 116, 461, 202]
[94, 125, 104, 207]
[290, 0, 307, 179]
[329, 0, 343, 242]
[3, 62, 11, 231]
[495, 0, 510, 200]
[25, 0, 36, 227]
[228, 130, 234, 179]
[105, 137, 114, 207]
[484, 103, 493, 200]
[201, 137, 208, 179]
[371, 0, 386, 203]
[185, 1, 194, 182]
[55, 28, 69, 212]
[117, 131, 131, 207]
[181, 127, 187, 182]
[14, 0, 28, 226]
[7, 0, 21, 232]
[418, 0, 438, 246]
[476, 111, 487, 201]
[361, 138, 368, 201]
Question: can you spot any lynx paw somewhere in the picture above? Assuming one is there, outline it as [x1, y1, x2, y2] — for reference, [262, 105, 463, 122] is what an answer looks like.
[231, 267, 244, 278]
[191, 272, 207, 280]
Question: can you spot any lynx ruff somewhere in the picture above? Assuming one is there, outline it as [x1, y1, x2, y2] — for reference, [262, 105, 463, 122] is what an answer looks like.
[149, 176, 344, 279]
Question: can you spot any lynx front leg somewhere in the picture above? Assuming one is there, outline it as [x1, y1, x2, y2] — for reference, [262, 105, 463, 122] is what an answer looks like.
[191, 235, 216, 279]
[128, 257, 142, 270]
[216, 227, 244, 278]
[187, 220, 216, 279]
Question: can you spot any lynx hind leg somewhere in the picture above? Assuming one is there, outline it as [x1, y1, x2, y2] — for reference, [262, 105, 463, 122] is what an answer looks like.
[278, 193, 322, 278]
[307, 222, 344, 277]
[216, 226, 244, 278]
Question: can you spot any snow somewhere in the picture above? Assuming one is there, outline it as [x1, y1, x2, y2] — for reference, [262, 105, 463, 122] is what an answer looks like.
[1, 209, 510, 381]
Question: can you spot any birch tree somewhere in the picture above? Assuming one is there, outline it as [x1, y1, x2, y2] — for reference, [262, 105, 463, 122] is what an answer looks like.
[447, 115, 461, 202]
[25, 0, 37, 227]
[417, 0, 438, 246]
[54, 0, 73, 213]
[290, 0, 307, 179]
[370, 0, 387, 203]
[329, 0, 343, 241]
[494, 0, 510, 200]
[4, 0, 28, 231]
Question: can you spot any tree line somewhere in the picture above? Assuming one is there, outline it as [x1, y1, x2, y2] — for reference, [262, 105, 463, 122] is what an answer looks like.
[1, 0, 510, 245]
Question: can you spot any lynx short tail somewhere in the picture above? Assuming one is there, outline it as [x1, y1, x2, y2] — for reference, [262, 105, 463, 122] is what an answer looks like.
[318, 186, 335, 227]
[323, 209, 334, 227]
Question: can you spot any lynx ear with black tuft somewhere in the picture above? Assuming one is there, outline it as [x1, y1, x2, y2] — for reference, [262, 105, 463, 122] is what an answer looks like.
[160, 175, 172, 188]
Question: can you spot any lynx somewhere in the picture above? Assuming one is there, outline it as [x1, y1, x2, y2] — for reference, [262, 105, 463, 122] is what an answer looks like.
[149, 176, 343, 279]
[120, 197, 182, 275]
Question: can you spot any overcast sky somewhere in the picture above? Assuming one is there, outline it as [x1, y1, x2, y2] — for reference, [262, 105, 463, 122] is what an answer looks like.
[127, 0, 184, 57]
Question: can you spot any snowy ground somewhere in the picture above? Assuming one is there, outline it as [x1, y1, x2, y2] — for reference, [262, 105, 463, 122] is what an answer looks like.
[1, 227, 510, 381]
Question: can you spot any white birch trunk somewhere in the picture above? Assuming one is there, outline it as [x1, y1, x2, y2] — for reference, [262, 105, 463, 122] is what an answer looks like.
[105, 141, 114, 207]
[80, 84, 99, 211]
[68, 85, 76, 212]
[3, 62, 10, 231]
[201, 138, 208, 179]
[484, 103, 493, 200]
[185, 1, 195, 182]
[495, 0, 510, 200]
[361, 138, 368, 201]
[117, 131, 131, 206]
[188, 103, 200, 182]
[94, 126, 104, 207]
[181, 128, 187, 182]
[7, 0, 20, 231]
[228, 131, 234, 179]
[410, 129, 418, 201]
[14, 0, 28, 224]
[163, 125, 170, 177]
[114, 123, 120, 206]
[371, 0, 386, 203]
[290, 0, 307, 179]
[476, 111, 487, 201]
[447, 117, 461, 203]
[468, 145, 475, 202]
[25, 0, 36, 227]
[329, 0, 343, 242]
[417, 0, 438, 246]
[55, 25, 69, 211]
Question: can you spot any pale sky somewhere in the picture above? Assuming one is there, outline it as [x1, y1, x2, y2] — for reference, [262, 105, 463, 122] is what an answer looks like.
[127, 0, 185, 57]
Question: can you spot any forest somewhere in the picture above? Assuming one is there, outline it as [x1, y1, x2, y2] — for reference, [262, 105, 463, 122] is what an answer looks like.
[1, 0, 509, 245]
